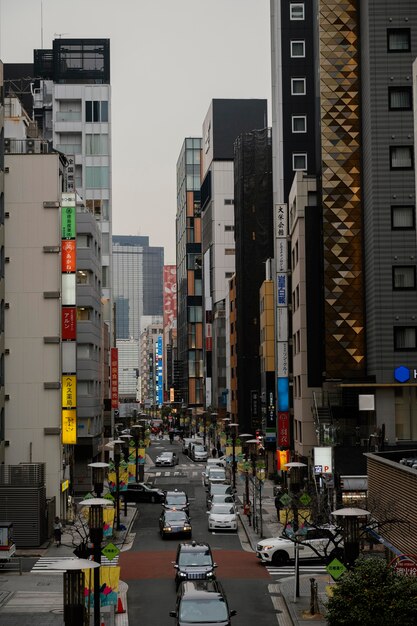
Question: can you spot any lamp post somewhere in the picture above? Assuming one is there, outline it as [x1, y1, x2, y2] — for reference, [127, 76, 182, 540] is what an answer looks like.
[131, 423, 142, 483]
[79, 498, 113, 626]
[239, 434, 254, 506]
[119, 434, 131, 516]
[88, 462, 110, 499]
[47, 558, 100, 626]
[210, 412, 218, 450]
[229, 423, 239, 490]
[105, 438, 125, 531]
[332, 507, 370, 568]
[284, 461, 307, 600]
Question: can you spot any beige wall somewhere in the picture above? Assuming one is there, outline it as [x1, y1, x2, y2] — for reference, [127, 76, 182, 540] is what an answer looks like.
[4, 153, 63, 512]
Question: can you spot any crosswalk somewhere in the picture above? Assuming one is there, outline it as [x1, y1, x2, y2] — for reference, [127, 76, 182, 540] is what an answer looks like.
[266, 564, 327, 577]
[31, 555, 119, 574]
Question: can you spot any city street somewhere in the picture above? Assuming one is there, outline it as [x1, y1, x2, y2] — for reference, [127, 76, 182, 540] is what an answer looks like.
[119, 438, 278, 625]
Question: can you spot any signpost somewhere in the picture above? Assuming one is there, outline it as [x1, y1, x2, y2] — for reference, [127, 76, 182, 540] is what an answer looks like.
[326, 557, 347, 581]
[101, 542, 120, 562]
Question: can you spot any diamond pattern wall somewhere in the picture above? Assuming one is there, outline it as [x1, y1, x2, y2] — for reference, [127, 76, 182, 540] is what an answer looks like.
[319, 0, 365, 378]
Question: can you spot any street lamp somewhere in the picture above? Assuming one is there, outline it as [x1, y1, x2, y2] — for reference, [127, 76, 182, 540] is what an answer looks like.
[105, 439, 125, 531]
[332, 507, 370, 568]
[229, 423, 239, 490]
[239, 434, 253, 506]
[284, 461, 307, 600]
[79, 498, 113, 626]
[47, 558, 100, 626]
[88, 462, 110, 499]
[131, 423, 142, 483]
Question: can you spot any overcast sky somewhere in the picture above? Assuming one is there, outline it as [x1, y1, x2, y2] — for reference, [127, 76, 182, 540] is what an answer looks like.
[0, 0, 272, 263]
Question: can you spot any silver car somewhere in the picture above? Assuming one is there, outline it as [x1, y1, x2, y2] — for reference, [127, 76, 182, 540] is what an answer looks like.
[155, 452, 179, 467]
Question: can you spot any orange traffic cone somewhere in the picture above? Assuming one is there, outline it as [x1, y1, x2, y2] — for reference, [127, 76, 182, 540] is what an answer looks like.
[116, 596, 126, 614]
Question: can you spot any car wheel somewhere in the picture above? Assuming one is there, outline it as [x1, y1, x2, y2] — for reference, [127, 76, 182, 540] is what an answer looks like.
[150, 495, 156, 503]
[271, 550, 290, 566]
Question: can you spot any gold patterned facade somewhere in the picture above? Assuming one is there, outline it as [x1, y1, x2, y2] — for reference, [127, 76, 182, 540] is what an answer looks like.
[319, 0, 365, 378]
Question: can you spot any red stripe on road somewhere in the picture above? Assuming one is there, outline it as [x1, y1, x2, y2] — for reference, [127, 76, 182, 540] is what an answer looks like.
[119, 550, 270, 580]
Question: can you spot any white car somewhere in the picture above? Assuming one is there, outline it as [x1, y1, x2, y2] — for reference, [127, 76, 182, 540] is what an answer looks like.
[155, 452, 178, 467]
[206, 458, 226, 469]
[207, 494, 235, 510]
[208, 504, 238, 532]
[256, 526, 342, 566]
[203, 466, 227, 488]
[191, 445, 208, 462]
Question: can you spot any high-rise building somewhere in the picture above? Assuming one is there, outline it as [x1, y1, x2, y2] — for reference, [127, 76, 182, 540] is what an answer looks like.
[112, 235, 163, 400]
[176, 138, 203, 408]
[270, 1, 417, 474]
[0, 63, 5, 466]
[201, 100, 268, 413]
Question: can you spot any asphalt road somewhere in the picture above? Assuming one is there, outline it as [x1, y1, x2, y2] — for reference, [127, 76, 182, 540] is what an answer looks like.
[119, 439, 279, 626]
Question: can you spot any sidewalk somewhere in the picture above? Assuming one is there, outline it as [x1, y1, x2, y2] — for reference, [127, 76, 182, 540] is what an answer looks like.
[0, 503, 137, 625]
[234, 474, 329, 626]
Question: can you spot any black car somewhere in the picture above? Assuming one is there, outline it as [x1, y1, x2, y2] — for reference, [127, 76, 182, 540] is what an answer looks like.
[173, 541, 217, 589]
[159, 510, 192, 539]
[169, 580, 237, 625]
[164, 490, 190, 515]
[122, 482, 165, 503]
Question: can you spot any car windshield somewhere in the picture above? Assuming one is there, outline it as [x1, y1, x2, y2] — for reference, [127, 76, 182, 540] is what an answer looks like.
[166, 494, 187, 505]
[178, 551, 213, 566]
[211, 505, 235, 515]
[160, 453, 172, 458]
[194, 446, 206, 453]
[179, 598, 228, 623]
[209, 470, 225, 479]
[165, 511, 187, 522]
[210, 486, 231, 495]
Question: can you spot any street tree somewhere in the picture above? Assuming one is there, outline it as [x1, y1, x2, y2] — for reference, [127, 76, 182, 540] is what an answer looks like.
[326, 556, 417, 625]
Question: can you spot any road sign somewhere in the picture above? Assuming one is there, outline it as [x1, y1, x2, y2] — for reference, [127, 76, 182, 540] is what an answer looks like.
[101, 542, 120, 561]
[280, 493, 292, 506]
[299, 492, 311, 506]
[326, 558, 347, 581]
[390, 554, 417, 577]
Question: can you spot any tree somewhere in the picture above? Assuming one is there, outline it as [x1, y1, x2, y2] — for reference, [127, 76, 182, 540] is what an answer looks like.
[326, 556, 417, 625]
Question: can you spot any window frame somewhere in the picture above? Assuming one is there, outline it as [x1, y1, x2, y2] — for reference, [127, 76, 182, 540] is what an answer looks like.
[388, 86, 412, 111]
[391, 205, 415, 231]
[390, 146, 414, 171]
[292, 115, 307, 133]
[394, 326, 417, 351]
[290, 3, 305, 20]
[290, 40, 306, 58]
[392, 265, 416, 291]
[387, 28, 411, 53]
[292, 153, 308, 171]
[291, 78, 306, 96]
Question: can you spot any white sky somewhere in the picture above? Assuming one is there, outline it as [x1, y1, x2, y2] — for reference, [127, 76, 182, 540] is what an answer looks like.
[0, 0, 272, 263]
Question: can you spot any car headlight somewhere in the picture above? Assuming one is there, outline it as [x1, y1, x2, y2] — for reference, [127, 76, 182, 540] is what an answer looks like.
[183, 526, 191, 531]
[206, 571, 214, 577]
[262, 545, 275, 550]
[163, 527, 172, 532]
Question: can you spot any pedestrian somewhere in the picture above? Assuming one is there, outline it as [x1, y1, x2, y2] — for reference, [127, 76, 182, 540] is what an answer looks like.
[243, 500, 252, 526]
[53, 516, 63, 547]
[274, 490, 282, 523]
[212, 447, 217, 458]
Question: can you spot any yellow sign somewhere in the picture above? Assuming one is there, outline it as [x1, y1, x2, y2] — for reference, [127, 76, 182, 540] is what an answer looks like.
[61, 480, 69, 492]
[62, 409, 77, 444]
[62, 375, 76, 409]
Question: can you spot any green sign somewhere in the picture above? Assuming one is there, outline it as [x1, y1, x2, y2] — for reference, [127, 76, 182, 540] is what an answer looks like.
[280, 493, 292, 506]
[299, 492, 311, 506]
[102, 542, 120, 561]
[326, 557, 347, 581]
[61, 206, 76, 239]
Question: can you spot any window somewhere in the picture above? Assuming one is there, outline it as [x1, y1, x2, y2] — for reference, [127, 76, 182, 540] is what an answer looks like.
[394, 327, 417, 350]
[291, 78, 306, 95]
[225, 248, 235, 255]
[76, 270, 90, 284]
[77, 307, 92, 321]
[86, 134, 109, 155]
[85, 101, 108, 122]
[292, 153, 307, 171]
[391, 205, 415, 230]
[292, 116, 307, 133]
[393, 266, 416, 290]
[224, 199, 234, 205]
[86, 199, 109, 220]
[387, 28, 411, 52]
[291, 40, 305, 58]
[390, 146, 413, 170]
[85, 166, 109, 188]
[77, 234, 91, 248]
[225, 225, 235, 232]
[389, 87, 412, 111]
[290, 3, 305, 20]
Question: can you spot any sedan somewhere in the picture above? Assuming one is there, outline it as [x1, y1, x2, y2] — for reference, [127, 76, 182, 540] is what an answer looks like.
[208, 504, 238, 532]
[207, 494, 235, 510]
[159, 510, 192, 539]
[156, 452, 179, 466]
[122, 482, 165, 503]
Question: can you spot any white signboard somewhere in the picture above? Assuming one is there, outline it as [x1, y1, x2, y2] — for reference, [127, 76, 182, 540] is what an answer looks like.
[314, 447, 333, 474]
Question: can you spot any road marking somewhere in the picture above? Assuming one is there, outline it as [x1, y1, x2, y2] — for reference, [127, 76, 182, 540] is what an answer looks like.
[31, 555, 119, 574]
[155, 472, 161, 476]
[266, 564, 327, 576]
[268, 586, 293, 626]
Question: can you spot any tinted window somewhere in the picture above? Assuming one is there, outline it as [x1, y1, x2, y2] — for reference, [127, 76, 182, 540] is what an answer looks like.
[180, 598, 228, 622]
[178, 551, 212, 566]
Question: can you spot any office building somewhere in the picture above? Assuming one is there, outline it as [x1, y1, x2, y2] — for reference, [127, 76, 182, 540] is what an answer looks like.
[0, 63, 5, 466]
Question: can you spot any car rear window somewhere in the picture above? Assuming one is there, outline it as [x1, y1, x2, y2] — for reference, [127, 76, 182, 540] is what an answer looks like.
[179, 598, 228, 622]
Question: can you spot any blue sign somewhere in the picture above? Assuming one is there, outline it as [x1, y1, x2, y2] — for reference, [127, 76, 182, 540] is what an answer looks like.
[156, 336, 163, 405]
[277, 377, 289, 411]
[394, 366, 411, 383]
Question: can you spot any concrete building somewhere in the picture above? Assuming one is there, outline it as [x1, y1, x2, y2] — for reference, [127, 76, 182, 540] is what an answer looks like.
[139, 321, 163, 411]
[0, 63, 5, 466]
[201, 99, 267, 413]
[176, 138, 203, 409]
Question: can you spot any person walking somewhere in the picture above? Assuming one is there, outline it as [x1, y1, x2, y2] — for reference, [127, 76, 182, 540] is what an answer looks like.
[274, 490, 282, 523]
[53, 516, 63, 547]
[243, 500, 252, 526]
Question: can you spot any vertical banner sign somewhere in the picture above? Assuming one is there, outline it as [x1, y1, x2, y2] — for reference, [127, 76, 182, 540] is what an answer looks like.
[275, 204, 290, 450]
[156, 336, 163, 406]
[111, 348, 119, 409]
[61, 193, 77, 445]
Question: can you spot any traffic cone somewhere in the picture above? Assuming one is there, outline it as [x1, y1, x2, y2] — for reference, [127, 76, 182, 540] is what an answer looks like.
[116, 596, 126, 614]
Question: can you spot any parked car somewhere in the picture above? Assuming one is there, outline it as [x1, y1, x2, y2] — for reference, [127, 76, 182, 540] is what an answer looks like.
[256, 526, 342, 566]
[173, 541, 217, 589]
[159, 509, 192, 539]
[122, 482, 165, 503]
[207, 494, 235, 510]
[164, 490, 190, 515]
[191, 445, 208, 462]
[170, 580, 237, 625]
[208, 503, 238, 532]
[203, 466, 227, 489]
[206, 458, 226, 469]
[156, 451, 179, 466]
[206, 484, 234, 508]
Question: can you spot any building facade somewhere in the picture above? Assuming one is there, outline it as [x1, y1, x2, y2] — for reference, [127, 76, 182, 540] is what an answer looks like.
[0, 63, 5, 466]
